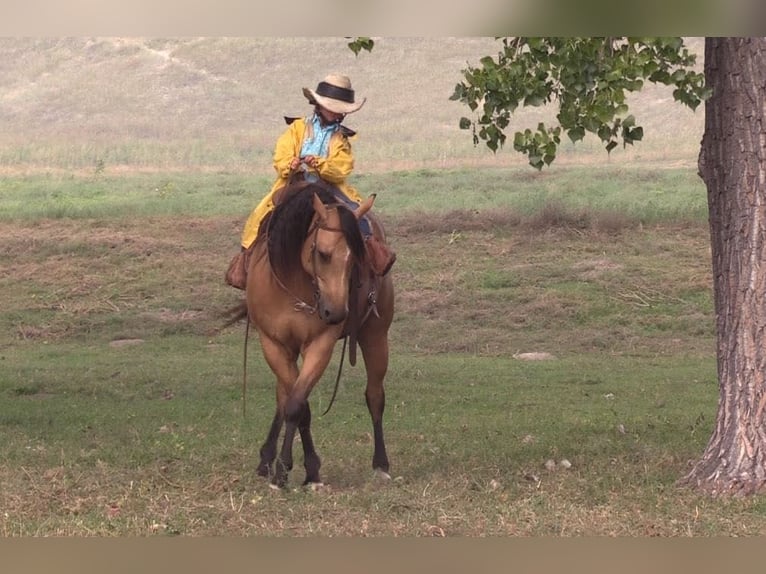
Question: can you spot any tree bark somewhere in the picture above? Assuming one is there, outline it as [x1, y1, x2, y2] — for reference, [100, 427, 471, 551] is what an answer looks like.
[680, 38, 766, 495]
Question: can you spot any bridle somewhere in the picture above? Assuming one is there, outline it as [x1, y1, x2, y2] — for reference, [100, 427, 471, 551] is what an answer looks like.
[270, 201, 350, 316]
[259, 192, 371, 417]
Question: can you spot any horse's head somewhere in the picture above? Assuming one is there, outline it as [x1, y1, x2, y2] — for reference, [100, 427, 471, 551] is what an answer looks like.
[303, 192, 373, 325]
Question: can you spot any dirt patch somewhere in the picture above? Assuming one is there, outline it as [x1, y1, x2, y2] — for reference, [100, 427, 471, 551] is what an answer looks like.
[574, 258, 624, 279]
[109, 338, 145, 348]
[513, 352, 557, 361]
[140, 309, 204, 323]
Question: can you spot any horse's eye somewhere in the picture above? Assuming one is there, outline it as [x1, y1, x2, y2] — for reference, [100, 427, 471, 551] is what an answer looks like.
[317, 251, 331, 264]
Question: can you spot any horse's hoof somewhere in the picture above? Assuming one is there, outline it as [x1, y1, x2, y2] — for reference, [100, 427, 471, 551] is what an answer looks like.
[256, 465, 270, 478]
[270, 473, 288, 490]
[374, 468, 392, 481]
[306, 481, 326, 492]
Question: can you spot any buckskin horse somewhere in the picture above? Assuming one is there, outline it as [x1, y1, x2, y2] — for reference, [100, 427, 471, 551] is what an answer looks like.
[231, 180, 394, 488]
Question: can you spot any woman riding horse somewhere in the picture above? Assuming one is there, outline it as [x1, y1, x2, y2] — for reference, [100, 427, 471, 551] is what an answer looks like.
[226, 74, 396, 290]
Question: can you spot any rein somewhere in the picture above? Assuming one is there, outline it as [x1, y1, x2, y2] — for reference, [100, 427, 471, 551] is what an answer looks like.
[269, 267, 317, 315]
[263, 191, 358, 417]
[242, 315, 250, 418]
[270, 205, 347, 315]
[298, 202, 354, 417]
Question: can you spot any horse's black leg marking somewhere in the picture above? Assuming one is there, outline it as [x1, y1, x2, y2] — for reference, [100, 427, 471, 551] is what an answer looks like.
[273, 421, 297, 488]
[367, 392, 389, 473]
[258, 411, 283, 478]
[298, 402, 322, 485]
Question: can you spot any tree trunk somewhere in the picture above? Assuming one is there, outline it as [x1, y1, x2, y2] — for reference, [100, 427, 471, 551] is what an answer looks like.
[680, 38, 766, 495]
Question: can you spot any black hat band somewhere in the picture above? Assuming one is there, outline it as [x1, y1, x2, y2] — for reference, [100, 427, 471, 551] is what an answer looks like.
[315, 81, 355, 103]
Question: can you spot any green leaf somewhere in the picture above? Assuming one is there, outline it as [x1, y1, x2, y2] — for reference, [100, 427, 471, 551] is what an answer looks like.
[513, 131, 526, 151]
[528, 154, 544, 169]
[582, 116, 600, 133]
[567, 126, 585, 143]
[544, 141, 557, 157]
[347, 37, 374, 56]
[523, 94, 545, 107]
[459, 117, 472, 130]
[480, 56, 497, 69]
[597, 124, 613, 142]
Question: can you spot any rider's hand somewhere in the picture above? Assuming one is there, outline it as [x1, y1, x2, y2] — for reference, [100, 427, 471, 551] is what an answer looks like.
[289, 157, 301, 170]
[302, 155, 318, 169]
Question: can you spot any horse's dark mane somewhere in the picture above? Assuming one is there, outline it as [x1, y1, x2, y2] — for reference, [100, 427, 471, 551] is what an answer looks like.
[262, 181, 367, 278]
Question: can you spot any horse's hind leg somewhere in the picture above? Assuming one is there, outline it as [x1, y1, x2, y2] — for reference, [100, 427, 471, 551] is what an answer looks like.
[297, 402, 322, 485]
[257, 410, 283, 478]
[366, 386, 389, 476]
[359, 332, 391, 477]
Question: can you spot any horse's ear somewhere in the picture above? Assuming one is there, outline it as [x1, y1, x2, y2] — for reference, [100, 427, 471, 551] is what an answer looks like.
[312, 192, 328, 221]
[355, 194, 376, 220]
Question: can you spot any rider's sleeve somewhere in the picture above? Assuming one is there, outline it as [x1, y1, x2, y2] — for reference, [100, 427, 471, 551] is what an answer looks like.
[314, 132, 354, 185]
[273, 119, 304, 179]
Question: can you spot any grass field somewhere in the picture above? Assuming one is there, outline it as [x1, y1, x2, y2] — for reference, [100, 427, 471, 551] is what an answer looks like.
[4, 37, 757, 537]
[2, 163, 757, 537]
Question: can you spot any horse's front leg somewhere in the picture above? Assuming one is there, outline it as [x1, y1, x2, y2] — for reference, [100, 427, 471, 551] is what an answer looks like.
[274, 399, 322, 487]
[297, 401, 322, 485]
[257, 410, 283, 478]
[273, 420, 297, 488]
[257, 335, 299, 486]
[271, 403, 323, 488]
[283, 330, 341, 485]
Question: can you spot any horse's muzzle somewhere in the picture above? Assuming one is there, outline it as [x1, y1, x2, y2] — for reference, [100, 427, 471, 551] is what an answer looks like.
[317, 300, 348, 325]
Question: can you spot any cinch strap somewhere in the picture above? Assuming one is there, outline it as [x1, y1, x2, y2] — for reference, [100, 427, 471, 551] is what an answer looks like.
[316, 82, 354, 103]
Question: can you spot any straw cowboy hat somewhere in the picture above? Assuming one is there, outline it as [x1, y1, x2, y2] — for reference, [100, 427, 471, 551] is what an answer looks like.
[302, 74, 366, 115]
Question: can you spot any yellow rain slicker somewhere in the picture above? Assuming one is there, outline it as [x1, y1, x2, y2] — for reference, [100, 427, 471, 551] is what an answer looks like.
[240, 117, 362, 248]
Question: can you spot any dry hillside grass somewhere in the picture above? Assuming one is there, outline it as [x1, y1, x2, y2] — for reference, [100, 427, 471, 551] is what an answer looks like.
[0, 37, 705, 173]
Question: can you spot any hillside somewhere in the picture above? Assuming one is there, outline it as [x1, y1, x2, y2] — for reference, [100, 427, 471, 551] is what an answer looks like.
[0, 37, 705, 174]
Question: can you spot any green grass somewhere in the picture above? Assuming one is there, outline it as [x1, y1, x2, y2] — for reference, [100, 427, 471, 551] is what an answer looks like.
[0, 339, 722, 536]
[0, 172, 271, 220]
[362, 166, 707, 221]
[0, 165, 707, 223]
[0, 165, 747, 536]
